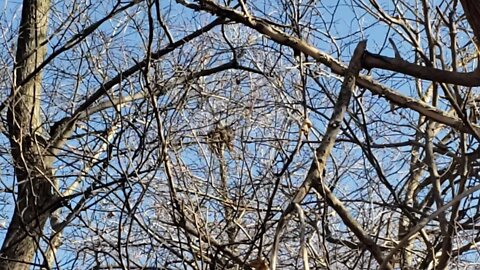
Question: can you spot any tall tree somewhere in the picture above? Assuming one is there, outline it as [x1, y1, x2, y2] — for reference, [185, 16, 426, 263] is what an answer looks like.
[1, 0, 480, 269]
[1, 1, 52, 269]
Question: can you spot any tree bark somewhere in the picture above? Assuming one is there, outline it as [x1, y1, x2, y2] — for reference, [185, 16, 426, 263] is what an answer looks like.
[460, 0, 480, 49]
[0, 0, 53, 269]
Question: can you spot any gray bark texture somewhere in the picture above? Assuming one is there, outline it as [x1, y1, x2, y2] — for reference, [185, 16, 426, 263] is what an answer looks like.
[0, 0, 53, 269]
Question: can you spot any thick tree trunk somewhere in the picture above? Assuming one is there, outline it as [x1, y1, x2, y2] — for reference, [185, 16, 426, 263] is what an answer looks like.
[460, 0, 480, 49]
[0, 0, 52, 269]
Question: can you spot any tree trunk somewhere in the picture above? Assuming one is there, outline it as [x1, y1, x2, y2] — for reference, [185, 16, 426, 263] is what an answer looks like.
[0, 0, 52, 269]
[460, 0, 480, 49]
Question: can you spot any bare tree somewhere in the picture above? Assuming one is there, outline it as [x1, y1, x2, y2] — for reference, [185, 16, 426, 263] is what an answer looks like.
[1, 0, 480, 269]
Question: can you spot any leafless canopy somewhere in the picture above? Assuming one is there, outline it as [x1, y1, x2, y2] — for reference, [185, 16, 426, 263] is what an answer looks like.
[0, 0, 480, 269]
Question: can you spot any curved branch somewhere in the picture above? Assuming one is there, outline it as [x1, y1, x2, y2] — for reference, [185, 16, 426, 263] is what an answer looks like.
[363, 51, 480, 87]
[179, 0, 480, 136]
